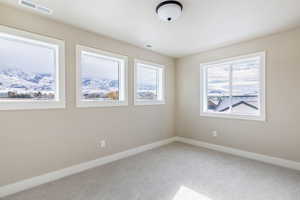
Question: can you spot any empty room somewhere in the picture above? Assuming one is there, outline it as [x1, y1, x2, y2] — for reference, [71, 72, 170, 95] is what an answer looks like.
[0, 0, 300, 199]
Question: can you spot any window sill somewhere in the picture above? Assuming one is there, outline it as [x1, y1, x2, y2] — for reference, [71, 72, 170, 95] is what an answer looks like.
[200, 112, 266, 122]
[76, 100, 128, 108]
[0, 101, 66, 110]
[134, 100, 165, 106]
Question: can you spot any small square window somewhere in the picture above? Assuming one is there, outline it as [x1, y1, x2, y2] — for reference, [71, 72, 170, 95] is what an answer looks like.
[134, 60, 165, 105]
[76, 45, 128, 107]
[200, 52, 266, 121]
[0, 25, 65, 110]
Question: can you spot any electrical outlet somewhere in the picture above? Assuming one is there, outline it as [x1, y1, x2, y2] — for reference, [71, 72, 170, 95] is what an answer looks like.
[97, 140, 106, 148]
[212, 130, 218, 137]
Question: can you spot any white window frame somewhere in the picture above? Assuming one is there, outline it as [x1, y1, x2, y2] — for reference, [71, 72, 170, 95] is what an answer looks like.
[200, 52, 266, 121]
[0, 25, 65, 110]
[76, 45, 128, 107]
[134, 59, 165, 105]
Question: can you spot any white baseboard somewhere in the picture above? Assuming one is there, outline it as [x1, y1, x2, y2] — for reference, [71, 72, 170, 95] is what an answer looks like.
[2, 136, 299, 198]
[0, 137, 176, 198]
[176, 136, 300, 171]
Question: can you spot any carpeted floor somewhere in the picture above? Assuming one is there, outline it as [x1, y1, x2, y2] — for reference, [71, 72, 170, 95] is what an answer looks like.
[3, 142, 300, 200]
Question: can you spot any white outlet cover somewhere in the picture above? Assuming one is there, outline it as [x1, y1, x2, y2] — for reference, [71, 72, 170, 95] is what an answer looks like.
[100, 140, 106, 148]
[212, 131, 218, 137]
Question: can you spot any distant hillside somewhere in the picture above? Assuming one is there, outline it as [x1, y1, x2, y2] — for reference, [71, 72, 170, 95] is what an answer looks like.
[0, 68, 54, 92]
[0, 68, 157, 96]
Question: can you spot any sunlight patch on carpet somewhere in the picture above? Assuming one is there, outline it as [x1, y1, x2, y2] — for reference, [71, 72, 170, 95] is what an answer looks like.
[173, 186, 212, 200]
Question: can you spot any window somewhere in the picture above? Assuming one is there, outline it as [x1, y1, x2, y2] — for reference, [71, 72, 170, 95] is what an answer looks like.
[76, 45, 128, 107]
[134, 60, 165, 105]
[200, 52, 265, 121]
[0, 25, 65, 110]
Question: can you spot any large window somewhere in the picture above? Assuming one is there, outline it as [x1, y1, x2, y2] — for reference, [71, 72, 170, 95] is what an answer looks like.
[76, 45, 128, 107]
[200, 52, 265, 121]
[134, 60, 165, 105]
[0, 26, 65, 110]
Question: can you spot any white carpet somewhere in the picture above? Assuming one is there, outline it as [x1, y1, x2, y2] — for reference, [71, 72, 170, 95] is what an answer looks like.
[3, 142, 300, 200]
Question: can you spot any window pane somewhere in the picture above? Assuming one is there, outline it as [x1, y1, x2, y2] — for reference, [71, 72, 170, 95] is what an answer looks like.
[207, 64, 230, 113]
[81, 52, 120, 101]
[0, 35, 56, 100]
[231, 58, 260, 115]
[137, 65, 158, 101]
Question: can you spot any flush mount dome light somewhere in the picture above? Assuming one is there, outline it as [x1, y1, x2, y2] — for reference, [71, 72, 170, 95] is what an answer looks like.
[156, 1, 183, 22]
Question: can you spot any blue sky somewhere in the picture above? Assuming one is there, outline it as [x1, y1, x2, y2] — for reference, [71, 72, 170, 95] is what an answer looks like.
[207, 61, 259, 96]
[81, 53, 119, 80]
[0, 36, 55, 74]
[82, 54, 157, 86]
[137, 65, 157, 86]
[0, 35, 158, 85]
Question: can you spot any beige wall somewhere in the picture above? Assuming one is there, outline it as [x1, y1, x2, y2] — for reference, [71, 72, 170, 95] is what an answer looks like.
[1, 1, 300, 188]
[0, 4, 175, 186]
[176, 27, 300, 162]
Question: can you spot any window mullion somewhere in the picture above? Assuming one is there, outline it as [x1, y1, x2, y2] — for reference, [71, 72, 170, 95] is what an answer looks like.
[156, 69, 159, 100]
[229, 64, 233, 113]
[205, 67, 208, 112]
[118, 61, 121, 101]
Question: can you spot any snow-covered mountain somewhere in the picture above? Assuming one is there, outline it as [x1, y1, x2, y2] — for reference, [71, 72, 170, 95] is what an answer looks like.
[0, 68, 122, 92]
[0, 68, 54, 92]
[81, 77, 119, 91]
[0, 68, 157, 95]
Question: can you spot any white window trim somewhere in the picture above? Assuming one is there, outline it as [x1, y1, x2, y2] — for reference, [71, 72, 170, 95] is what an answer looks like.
[0, 25, 65, 110]
[134, 59, 166, 105]
[76, 45, 128, 108]
[200, 51, 266, 121]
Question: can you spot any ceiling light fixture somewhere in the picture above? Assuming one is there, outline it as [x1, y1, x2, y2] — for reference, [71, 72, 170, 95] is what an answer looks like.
[156, 0, 183, 22]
